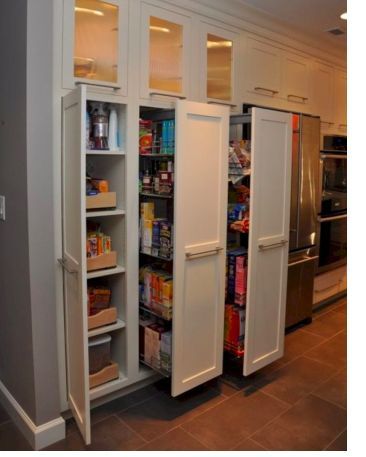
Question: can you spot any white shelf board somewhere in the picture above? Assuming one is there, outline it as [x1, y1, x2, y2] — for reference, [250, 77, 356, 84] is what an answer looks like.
[87, 265, 125, 279]
[88, 319, 126, 338]
[86, 149, 125, 156]
[89, 371, 128, 401]
[86, 209, 125, 218]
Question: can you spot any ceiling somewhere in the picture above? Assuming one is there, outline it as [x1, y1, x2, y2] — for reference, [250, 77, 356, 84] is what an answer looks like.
[233, 0, 347, 51]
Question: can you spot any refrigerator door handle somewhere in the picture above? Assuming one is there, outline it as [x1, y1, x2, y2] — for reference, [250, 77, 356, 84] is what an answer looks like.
[318, 214, 347, 223]
[288, 255, 318, 267]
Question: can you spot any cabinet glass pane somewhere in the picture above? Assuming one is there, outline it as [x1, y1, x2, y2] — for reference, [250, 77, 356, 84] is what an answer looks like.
[74, 0, 118, 83]
[207, 33, 232, 101]
[149, 16, 183, 93]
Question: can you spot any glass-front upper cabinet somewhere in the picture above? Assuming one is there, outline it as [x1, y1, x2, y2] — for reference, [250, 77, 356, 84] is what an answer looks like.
[140, 3, 191, 100]
[63, 0, 128, 93]
[199, 22, 239, 108]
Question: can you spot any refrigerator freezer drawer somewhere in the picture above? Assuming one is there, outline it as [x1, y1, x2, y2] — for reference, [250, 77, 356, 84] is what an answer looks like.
[286, 253, 318, 328]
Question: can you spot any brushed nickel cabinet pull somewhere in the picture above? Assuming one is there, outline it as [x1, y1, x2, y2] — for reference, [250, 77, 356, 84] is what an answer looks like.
[186, 247, 223, 259]
[150, 92, 186, 100]
[75, 81, 121, 90]
[254, 86, 279, 95]
[258, 240, 288, 251]
[287, 94, 308, 102]
[207, 101, 237, 108]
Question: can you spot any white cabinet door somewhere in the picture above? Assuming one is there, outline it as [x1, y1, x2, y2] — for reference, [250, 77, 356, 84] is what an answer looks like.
[140, 2, 191, 100]
[243, 36, 282, 103]
[172, 100, 229, 396]
[199, 21, 239, 108]
[334, 69, 347, 132]
[312, 62, 334, 127]
[244, 108, 292, 376]
[62, 86, 90, 443]
[62, 0, 128, 93]
[282, 51, 310, 107]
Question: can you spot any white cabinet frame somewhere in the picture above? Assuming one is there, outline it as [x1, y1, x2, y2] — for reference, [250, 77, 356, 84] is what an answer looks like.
[198, 21, 239, 110]
[62, 0, 129, 93]
[139, 2, 192, 101]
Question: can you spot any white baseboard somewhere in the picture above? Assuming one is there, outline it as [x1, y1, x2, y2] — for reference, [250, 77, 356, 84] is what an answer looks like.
[0, 379, 65, 450]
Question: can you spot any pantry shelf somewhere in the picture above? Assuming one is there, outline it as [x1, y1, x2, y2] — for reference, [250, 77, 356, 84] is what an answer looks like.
[89, 371, 129, 401]
[139, 154, 175, 159]
[86, 149, 125, 156]
[139, 192, 173, 199]
[139, 304, 172, 322]
[139, 251, 173, 261]
[139, 357, 171, 378]
[87, 265, 125, 279]
[88, 319, 126, 338]
[86, 209, 125, 218]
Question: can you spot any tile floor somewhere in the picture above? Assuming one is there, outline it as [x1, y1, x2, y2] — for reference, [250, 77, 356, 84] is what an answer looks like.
[0, 297, 346, 451]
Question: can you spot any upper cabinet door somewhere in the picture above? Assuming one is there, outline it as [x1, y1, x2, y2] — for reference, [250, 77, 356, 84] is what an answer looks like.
[140, 3, 191, 101]
[63, 0, 128, 93]
[61, 86, 91, 444]
[243, 36, 282, 102]
[334, 69, 347, 131]
[199, 22, 239, 108]
[172, 100, 229, 396]
[244, 108, 292, 376]
[312, 62, 335, 127]
[282, 51, 310, 107]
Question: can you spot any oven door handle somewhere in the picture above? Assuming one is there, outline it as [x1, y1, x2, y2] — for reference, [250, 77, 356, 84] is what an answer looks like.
[318, 214, 347, 222]
[320, 154, 347, 160]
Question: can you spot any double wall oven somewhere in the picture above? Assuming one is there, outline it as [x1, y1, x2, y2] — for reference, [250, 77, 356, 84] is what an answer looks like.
[318, 135, 347, 273]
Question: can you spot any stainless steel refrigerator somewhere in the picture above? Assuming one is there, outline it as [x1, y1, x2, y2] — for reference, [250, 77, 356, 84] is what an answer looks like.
[285, 114, 320, 328]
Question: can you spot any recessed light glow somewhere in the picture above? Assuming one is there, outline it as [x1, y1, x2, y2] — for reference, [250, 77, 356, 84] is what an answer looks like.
[75, 7, 104, 16]
[340, 12, 347, 20]
[207, 40, 233, 48]
[149, 26, 170, 33]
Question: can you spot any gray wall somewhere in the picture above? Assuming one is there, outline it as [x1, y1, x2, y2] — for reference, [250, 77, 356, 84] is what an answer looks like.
[0, 0, 60, 426]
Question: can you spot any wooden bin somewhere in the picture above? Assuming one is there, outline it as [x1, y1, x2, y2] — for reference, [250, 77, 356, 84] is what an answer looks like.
[86, 192, 116, 210]
[88, 307, 118, 330]
[89, 361, 119, 389]
[87, 251, 117, 272]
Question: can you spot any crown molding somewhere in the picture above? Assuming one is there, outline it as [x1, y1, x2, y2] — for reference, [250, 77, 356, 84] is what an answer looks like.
[160, 0, 346, 67]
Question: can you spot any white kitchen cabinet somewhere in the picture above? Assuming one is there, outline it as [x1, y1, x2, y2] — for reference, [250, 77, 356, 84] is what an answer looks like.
[140, 2, 191, 101]
[62, 0, 129, 93]
[282, 51, 311, 111]
[242, 36, 283, 107]
[229, 108, 292, 375]
[312, 61, 335, 128]
[61, 85, 130, 444]
[138, 101, 229, 396]
[313, 265, 347, 306]
[333, 69, 347, 132]
[198, 21, 239, 109]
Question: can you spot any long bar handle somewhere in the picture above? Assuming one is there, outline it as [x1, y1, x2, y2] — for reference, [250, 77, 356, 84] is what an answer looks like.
[186, 247, 223, 259]
[254, 86, 279, 95]
[149, 92, 186, 100]
[75, 81, 121, 91]
[321, 154, 347, 160]
[287, 94, 308, 102]
[318, 214, 347, 222]
[258, 240, 288, 251]
[57, 258, 78, 274]
[339, 123, 347, 127]
[289, 255, 319, 267]
[207, 101, 237, 108]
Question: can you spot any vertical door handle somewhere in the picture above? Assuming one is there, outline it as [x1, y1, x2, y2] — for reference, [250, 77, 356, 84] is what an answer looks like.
[58, 258, 78, 274]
